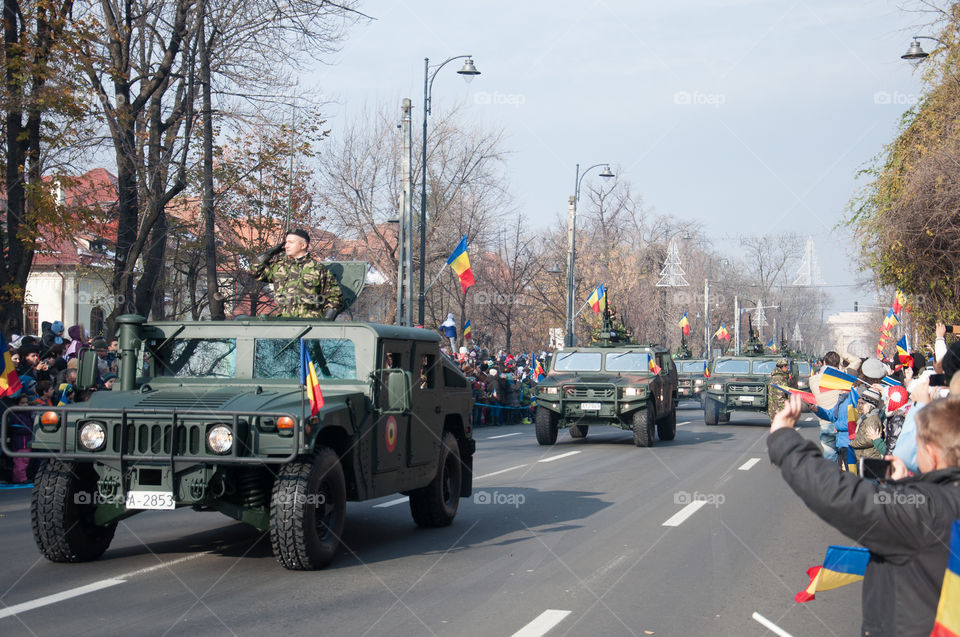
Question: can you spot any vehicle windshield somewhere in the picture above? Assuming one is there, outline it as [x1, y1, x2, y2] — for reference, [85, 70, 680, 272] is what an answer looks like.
[605, 351, 652, 372]
[752, 360, 778, 374]
[797, 362, 811, 375]
[155, 339, 237, 378]
[254, 338, 358, 380]
[553, 351, 603, 372]
[679, 360, 706, 373]
[713, 359, 751, 374]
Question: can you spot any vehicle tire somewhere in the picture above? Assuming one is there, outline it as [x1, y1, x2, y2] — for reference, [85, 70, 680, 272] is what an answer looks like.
[632, 403, 655, 447]
[535, 406, 559, 446]
[409, 432, 461, 527]
[569, 424, 589, 439]
[704, 398, 720, 426]
[32, 459, 117, 562]
[270, 447, 346, 570]
[657, 408, 677, 441]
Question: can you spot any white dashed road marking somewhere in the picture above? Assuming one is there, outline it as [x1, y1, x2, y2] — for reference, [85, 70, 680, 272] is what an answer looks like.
[538, 451, 581, 463]
[476, 464, 528, 480]
[373, 496, 409, 508]
[751, 611, 794, 637]
[662, 500, 708, 527]
[511, 609, 572, 637]
[486, 432, 523, 440]
[738, 458, 761, 471]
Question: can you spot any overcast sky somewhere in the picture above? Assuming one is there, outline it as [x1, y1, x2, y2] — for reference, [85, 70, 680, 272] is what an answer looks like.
[307, 0, 929, 316]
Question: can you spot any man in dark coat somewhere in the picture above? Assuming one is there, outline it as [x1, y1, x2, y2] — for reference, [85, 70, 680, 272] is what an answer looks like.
[768, 394, 960, 637]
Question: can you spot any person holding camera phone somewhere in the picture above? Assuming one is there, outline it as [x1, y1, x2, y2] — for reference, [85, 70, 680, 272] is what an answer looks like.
[769, 393, 960, 637]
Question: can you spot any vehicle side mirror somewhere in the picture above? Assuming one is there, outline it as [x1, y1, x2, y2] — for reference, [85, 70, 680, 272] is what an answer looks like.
[77, 349, 99, 390]
[384, 369, 411, 414]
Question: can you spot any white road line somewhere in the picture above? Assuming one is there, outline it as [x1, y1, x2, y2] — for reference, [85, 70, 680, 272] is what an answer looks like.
[751, 611, 794, 637]
[0, 579, 125, 620]
[486, 432, 522, 440]
[511, 609, 572, 637]
[662, 500, 708, 527]
[678, 421, 692, 426]
[122, 550, 215, 577]
[475, 464, 528, 480]
[538, 451, 581, 463]
[373, 496, 409, 508]
[738, 457, 761, 471]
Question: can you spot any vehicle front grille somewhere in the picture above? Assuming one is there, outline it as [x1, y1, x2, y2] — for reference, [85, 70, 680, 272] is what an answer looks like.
[135, 391, 234, 410]
[728, 384, 765, 394]
[563, 386, 615, 399]
[679, 379, 692, 387]
[111, 423, 202, 455]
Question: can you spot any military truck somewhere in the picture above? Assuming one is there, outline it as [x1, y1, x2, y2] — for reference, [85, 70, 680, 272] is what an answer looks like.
[2, 263, 475, 571]
[676, 359, 708, 401]
[534, 307, 678, 447]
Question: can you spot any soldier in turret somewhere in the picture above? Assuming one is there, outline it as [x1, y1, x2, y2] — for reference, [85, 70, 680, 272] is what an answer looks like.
[252, 229, 343, 319]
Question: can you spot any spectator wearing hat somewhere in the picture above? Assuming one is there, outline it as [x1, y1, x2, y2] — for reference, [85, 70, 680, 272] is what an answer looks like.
[251, 229, 343, 319]
[4, 391, 33, 483]
[15, 343, 52, 382]
[100, 373, 117, 390]
[31, 380, 55, 406]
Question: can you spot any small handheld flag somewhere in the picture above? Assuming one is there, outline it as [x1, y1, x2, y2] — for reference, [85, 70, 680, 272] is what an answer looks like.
[931, 520, 960, 637]
[534, 358, 546, 381]
[300, 340, 325, 417]
[463, 320, 472, 340]
[896, 335, 911, 366]
[586, 284, 606, 313]
[0, 331, 22, 398]
[648, 358, 662, 375]
[795, 545, 869, 602]
[770, 383, 817, 406]
[445, 236, 475, 293]
[678, 313, 690, 336]
[818, 366, 858, 392]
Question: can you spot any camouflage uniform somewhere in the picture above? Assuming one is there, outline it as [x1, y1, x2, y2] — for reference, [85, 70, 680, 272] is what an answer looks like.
[767, 359, 791, 420]
[256, 254, 342, 319]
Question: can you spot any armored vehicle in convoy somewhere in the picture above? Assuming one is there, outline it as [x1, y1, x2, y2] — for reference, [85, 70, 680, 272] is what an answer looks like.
[534, 307, 678, 447]
[676, 359, 708, 401]
[2, 263, 475, 570]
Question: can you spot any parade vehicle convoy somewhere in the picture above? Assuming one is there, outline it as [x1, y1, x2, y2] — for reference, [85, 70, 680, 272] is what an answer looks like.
[534, 308, 679, 447]
[702, 346, 796, 425]
[676, 359, 707, 401]
[1, 263, 476, 570]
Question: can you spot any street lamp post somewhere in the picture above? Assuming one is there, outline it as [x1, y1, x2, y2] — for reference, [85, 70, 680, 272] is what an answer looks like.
[565, 163, 615, 347]
[418, 55, 480, 327]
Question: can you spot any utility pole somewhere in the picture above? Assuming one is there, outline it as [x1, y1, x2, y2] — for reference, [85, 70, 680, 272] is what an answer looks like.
[397, 99, 413, 325]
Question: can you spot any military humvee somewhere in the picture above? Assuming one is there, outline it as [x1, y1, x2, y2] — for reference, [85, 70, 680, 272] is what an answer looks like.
[2, 263, 475, 570]
[534, 309, 678, 447]
[676, 359, 707, 401]
[702, 352, 794, 425]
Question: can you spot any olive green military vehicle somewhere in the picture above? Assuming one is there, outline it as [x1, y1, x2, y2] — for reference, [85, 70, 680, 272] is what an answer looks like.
[2, 263, 475, 571]
[534, 310, 678, 447]
[702, 354, 795, 425]
[676, 359, 707, 401]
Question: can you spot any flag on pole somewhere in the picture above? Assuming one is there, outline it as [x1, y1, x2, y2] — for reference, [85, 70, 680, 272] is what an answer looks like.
[534, 358, 546, 381]
[445, 236, 475, 293]
[586, 284, 606, 313]
[648, 357, 662, 375]
[0, 331, 22, 398]
[714, 323, 730, 341]
[765, 339, 777, 352]
[896, 335, 911, 366]
[300, 340, 325, 417]
[678, 313, 690, 336]
[892, 289, 907, 316]
[463, 320, 472, 340]
[795, 545, 870, 602]
[931, 520, 960, 637]
[818, 366, 858, 392]
[769, 383, 818, 406]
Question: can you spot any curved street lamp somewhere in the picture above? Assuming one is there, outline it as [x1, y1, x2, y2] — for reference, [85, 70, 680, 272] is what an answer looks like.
[901, 35, 944, 67]
[418, 55, 481, 326]
[565, 163, 615, 347]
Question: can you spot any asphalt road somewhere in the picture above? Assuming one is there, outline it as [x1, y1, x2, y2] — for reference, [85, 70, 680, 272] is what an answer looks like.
[0, 402, 861, 637]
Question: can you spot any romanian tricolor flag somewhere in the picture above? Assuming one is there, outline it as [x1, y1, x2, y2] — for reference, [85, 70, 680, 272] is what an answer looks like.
[648, 357, 662, 375]
[587, 284, 606, 313]
[847, 404, 859, 442]
[766, 339, 777, 352]
[714, 323, 730, 341]
[445, 236, 475, 293]
[463, 320, 472, 340]
[678, 313, 690, 336]
[882, 309, 900, 331]
[534, 358, 546, 381]
[795, 545, 869, 602]
[931, 520, 960, 637]
[0, 331, 22, 398]
[770, 383, 817, 406]
[819, 366, 858, 392]
[896, 335, 911, 366]
[892, 289, 907, 316]
[300, 340, 325, 417]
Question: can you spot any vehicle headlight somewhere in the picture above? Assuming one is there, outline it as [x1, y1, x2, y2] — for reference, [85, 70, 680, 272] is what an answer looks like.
[206, 424, 233, 455]
[79, 421, 106, 451]
[542, 386, 559, 395]
[622, 387, 642, 397]
[709, 383, 724, 391]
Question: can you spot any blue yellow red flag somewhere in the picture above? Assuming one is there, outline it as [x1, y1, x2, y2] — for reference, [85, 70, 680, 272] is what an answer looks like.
[0, 331, 22, 398]
[714, 323, 730, 341]
[445, 236, 475, 293]
[931, 520, 960, 637]
[463, 320, 472, 340]
[819, 366, 858, 392]
[770, 383, 817, 406]
[795, 545, 869, 602]
[648, 357, 661, 375]
[678, 313, 690, 336]
[300, 340, 325, 417]
[586, 284, 606, 313]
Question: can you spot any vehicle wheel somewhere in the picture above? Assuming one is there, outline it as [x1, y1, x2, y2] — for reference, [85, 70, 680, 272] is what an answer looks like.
[535, 406, 559, 446]
[409, 432, 461, 527]
[704, 398, 720, 426]
[32, 459, 117, 562]
[270, 447, 346, 570]
[657, 408, 677, 441]
[632, 403, 655, 447]
[569, 424, 589, 439]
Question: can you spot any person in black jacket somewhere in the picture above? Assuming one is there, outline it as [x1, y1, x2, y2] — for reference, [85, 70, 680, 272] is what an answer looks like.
[768, 394, 960, 637]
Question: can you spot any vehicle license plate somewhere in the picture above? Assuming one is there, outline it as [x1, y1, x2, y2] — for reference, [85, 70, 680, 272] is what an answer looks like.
[739, 396, 754, 403]
[125, 491, 175, 510]
[580, 402, 602, 411]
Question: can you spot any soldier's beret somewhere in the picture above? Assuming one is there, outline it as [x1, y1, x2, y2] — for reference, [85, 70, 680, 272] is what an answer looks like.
[287, 228, 310, 243]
